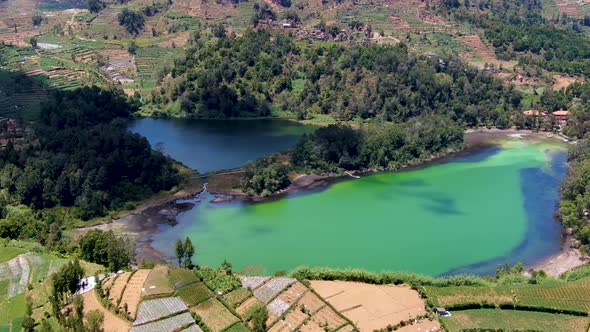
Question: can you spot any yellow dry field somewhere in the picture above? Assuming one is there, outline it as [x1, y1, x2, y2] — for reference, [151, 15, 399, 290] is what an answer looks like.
[83, 290, 130, 332]
[142, 265, 174, 297]
[311, 280, 436, 332]
[119, 269, 151, 318]
[108, 272, 131, 304]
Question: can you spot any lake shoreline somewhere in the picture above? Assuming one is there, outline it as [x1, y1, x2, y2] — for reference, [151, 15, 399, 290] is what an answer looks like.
[88, 128, 582, 272]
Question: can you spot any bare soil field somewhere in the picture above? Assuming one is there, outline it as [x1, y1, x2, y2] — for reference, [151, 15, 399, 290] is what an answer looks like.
[456, 35, 517, 70]
[556, 0, 580, 17]
[108, 272, 132, 304]
[120, 269, 151, 318]
[237, 297, 264, 319]
[297, 291, 325, 315]
[276, 282, 308, 306]
[311, 280, 436, 332]
[553, 75, 579, 90]
[308, 306, 346, 330]
[282, 307, 309, 328]
[83, 289, 131, 332]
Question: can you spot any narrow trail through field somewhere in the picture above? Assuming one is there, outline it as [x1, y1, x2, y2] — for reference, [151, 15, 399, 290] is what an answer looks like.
[83, 290, 130, 332]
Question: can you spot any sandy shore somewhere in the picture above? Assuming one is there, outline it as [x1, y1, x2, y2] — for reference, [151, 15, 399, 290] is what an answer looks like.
[526, 237, 588, 277]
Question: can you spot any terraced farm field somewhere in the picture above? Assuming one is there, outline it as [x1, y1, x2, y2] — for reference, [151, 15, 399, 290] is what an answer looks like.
[0, 250, 100, 332]
[441, 309, 590, 332]
[424, 277, 590, 314]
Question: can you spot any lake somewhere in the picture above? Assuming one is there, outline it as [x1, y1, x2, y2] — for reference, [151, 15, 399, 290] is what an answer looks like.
[128, 118, 317, 173]
[149, 134, 568, 276]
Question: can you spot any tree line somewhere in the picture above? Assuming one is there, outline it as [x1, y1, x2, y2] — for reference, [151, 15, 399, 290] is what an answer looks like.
[150, 29, 521, 126]
[242, 115, 463, 196]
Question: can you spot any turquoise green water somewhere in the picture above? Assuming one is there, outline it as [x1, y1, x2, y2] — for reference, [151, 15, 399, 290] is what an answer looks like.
[153, 139, 567, 276]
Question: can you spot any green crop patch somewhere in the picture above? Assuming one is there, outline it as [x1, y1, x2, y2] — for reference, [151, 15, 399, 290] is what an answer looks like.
[177, 282, 213, 307]
[441, 309, 590, 332]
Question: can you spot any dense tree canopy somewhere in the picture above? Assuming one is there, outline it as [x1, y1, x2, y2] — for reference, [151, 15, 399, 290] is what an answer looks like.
[78, 229, 133, 271]
[0, 87, 179, 221]
[560, 140, 590, 255]
[292, 115, 464, 173]
[118, 8, 145, 35]
[152, 29, 520, 125]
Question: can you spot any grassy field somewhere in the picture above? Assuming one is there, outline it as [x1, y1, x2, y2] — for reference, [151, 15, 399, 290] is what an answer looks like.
[424, 277, 590, 314]
[0, 249, 24, 264]
[176, 282, 213, 307]
[441, 309, 590, 332]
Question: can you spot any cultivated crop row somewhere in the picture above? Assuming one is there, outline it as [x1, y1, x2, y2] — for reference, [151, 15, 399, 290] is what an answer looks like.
[130, 312, 196, 332]
[133, 297, 189, 326]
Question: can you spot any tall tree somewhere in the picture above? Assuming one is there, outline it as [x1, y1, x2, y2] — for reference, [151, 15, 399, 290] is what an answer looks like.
[184, 237, 194, 268]
[175, 238, 185, 267]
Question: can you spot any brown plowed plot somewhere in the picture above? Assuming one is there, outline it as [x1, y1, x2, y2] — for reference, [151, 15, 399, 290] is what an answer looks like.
[253, 277, 296, 303]
[390, 16, 410, 29]
[133, 297, 189, 326]
[83, 289, 130, 332]
[557, 0, 579, 17]
[299, 318, 326, 332]
[269, 321, 292, 332]
[120, 269, 151, 318]
[192, 298, 239, 332]
[311, 280, 434, 332]
[277, 282, 308, 305]
[298, 292, 325, 315]
[108, 272, 131, 304]
[142, 265, 174, 297]
[283, 306, 309, 329]
[237, 297, 264, 320]
[456, 35, 496, 59]
[307, 306, 346, 331]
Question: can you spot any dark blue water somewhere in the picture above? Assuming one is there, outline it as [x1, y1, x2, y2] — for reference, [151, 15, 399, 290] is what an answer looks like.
[128, 118, 317, 173]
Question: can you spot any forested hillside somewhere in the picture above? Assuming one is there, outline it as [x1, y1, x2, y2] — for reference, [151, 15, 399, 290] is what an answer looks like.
[150, 29, 520, 126]
[0, 85, 179, 248]
[439, 0, 590, 76]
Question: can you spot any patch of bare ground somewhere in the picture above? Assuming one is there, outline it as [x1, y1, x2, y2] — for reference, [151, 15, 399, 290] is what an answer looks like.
[390, 16, 411, 29]
[158, 31, 191, 48]
[171, 0, 239, 19]
[526, 237, 588, 277]
[556, 0, 580, 18]
[120, 269, 151, 318]
[142, 265, 175, 297]
[108, 272, 132, 304]
[311, 280, 436, 332]
[83, 289, 131, 332]
[237, 297, 264, 320]
[456, 35, 517, 70]
[307, 306, 346, 330]
[297, 291, 325, 315]
[553, 75, 579, 90]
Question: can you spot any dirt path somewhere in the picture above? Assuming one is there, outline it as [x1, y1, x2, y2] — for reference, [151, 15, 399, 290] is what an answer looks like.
[83, 290, 130, 332]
